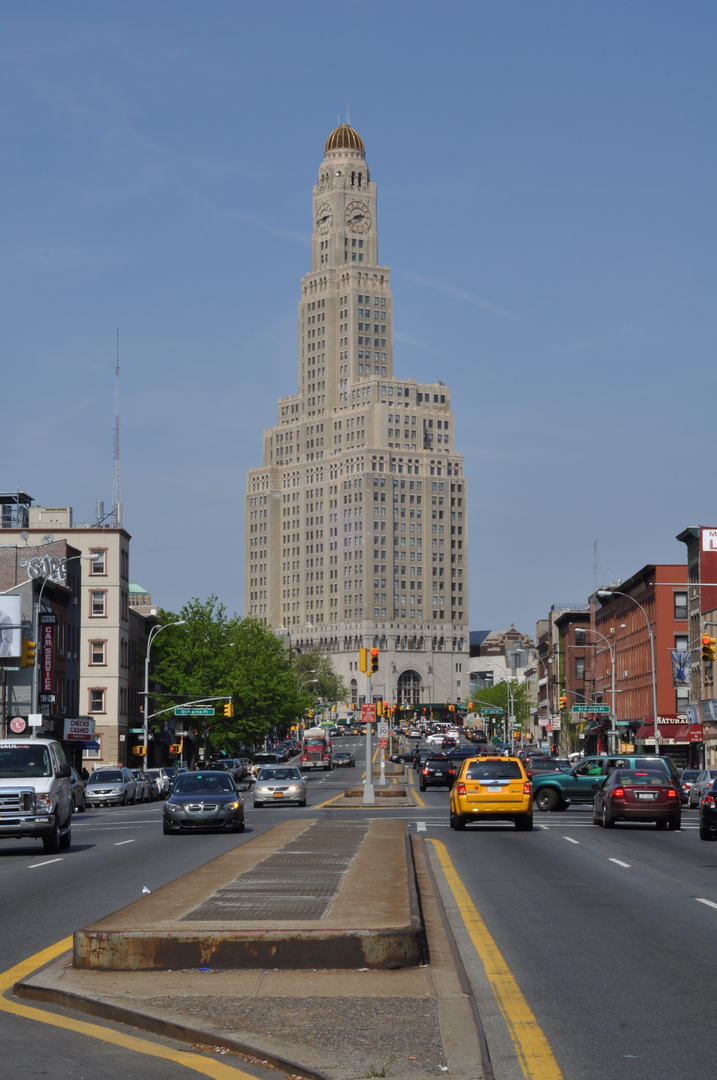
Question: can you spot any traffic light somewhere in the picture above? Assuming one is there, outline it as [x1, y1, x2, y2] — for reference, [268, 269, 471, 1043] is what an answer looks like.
[468, 702, 474, 712]
[559, 693, 568, 710]
[308, 708, 314, 718]
[702, 635, 716, 663]
[132, 745, 146, 756]
[370, 647, 379, 673]
[169, 743, 182, 754]
[20, 638, 36, 668]
[224, 702, 234, 718]
[359, 647, 368, 673]
[376, 701, 382, 716]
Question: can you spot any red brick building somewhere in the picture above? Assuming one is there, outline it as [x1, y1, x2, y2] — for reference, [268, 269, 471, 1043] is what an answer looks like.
[592, 564, 692, 762]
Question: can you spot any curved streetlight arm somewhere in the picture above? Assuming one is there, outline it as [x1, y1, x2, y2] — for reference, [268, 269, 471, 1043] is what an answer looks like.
[143, 620, 186, 769]
[598, 590, 659, 754]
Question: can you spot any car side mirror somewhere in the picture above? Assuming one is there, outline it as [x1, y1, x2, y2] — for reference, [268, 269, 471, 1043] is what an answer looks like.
[58, 763, 71, 778]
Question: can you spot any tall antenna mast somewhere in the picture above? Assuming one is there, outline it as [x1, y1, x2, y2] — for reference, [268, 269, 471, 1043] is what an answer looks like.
[112, 328, 122, 525]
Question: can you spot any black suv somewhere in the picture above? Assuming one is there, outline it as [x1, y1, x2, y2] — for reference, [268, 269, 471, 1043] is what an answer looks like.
[419, 757, 457, 791]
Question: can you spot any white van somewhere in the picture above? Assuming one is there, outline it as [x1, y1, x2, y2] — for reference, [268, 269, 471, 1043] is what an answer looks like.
[0, 738, 73, 854]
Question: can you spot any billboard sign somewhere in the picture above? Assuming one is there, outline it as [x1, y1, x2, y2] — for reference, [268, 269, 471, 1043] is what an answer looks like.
[0, 595, 22, 660]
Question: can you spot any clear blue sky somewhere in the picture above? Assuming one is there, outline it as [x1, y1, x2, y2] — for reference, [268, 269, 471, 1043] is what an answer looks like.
[2, 1, 714, 638]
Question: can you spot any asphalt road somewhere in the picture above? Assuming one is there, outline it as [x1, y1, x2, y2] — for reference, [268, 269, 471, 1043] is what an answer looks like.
[0, 747, 362, 1080]
[409, 766, 717, 1080]
[4, 738, 714, 1080]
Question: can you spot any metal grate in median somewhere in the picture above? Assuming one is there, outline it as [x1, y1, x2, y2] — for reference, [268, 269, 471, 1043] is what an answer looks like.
[183, 820, 369, 922]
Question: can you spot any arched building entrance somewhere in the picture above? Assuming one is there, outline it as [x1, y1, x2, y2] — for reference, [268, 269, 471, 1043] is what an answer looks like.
[397, 669, 422, 707]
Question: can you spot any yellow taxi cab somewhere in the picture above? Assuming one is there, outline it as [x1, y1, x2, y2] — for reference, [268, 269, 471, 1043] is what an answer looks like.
[449, 755, 533, 831]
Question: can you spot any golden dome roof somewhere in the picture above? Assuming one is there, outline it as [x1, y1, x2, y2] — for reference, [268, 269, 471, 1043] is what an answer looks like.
[324, 123, 365, 153]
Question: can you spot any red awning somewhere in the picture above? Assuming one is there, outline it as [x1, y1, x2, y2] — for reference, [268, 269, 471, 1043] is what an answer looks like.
[635, 723, 703, 744]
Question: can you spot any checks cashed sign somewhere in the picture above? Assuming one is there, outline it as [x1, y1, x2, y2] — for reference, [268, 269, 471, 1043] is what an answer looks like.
[64, 717, 95, 741]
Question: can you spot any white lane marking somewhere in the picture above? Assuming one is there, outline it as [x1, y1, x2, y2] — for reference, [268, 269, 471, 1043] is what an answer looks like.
[609, 858, 631, 868]
[416, 821, 427, 833]
[696, 898, 717, 911]
[114, 839, 136, 846]
[28, 859, 63, 869]
[563, 837, 580, 844]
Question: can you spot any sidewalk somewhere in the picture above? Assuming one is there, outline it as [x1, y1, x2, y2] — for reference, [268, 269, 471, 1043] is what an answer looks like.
[15, 819, 486, 1080]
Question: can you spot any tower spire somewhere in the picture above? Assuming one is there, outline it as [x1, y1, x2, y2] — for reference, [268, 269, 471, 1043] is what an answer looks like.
[112, 328, 122, 525]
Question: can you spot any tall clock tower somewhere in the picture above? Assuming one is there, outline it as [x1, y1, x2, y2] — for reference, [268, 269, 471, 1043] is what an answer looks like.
[245, 123, 469, 715]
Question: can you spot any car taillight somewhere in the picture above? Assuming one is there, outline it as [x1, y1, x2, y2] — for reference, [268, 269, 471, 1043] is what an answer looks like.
[667, 788, 678, 799]
[523, 781, 531, 794]
[612, 787, 625, 799]
[456, 782, 466, 796]
[703, 795, 715, 807]
[422, 767, 429, 775]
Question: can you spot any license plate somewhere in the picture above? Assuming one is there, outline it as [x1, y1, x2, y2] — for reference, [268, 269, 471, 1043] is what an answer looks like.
[273, 792, 284, 798]
[636, 792, 657, 800]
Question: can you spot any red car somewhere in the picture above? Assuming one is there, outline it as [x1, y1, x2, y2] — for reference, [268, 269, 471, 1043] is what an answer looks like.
[593, 769, 681, 830]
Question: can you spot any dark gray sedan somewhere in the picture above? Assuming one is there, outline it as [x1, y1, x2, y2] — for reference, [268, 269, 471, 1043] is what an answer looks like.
[163, 771, 245, 834]
[333, 751, 356, 768]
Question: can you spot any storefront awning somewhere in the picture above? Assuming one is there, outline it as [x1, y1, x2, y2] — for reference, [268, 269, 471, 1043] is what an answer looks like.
[64, 739, 100, 751]
[634, 723, 703, 745]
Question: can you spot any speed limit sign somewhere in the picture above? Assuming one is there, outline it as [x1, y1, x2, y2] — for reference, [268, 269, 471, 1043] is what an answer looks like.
[10, 717, 26, 734]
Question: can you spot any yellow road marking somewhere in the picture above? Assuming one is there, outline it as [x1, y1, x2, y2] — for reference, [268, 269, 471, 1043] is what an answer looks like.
[428, 841, 563, 1080]
[313, 791, 346, 808]
[0, 938, 263, 1078]
[407, 769, 426, 808]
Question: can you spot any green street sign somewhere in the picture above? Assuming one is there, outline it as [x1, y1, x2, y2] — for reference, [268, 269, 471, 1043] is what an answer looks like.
[129, 728, 144, 734]
[174, 707, 215, 716]
[481, 708, 504, 715]
[571, 705, 610, 714]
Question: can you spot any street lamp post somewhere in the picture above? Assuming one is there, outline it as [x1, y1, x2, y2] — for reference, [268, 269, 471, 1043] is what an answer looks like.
[537, 656, 553, 742]
[485, 661, 515, 745]
[582, 625, 625, 754]
[597, 590, 659, 755]
[143, 620, 186, 769]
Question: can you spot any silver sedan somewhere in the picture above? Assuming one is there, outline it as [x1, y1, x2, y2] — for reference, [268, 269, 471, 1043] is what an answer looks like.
[253, 766, 307, 808]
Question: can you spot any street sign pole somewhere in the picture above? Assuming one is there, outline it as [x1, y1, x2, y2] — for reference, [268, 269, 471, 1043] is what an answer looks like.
[364, 669, 375, 805]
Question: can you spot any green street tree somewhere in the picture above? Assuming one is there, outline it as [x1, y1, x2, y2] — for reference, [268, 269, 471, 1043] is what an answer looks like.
[151, 597, 304, 758]
[293, 648, 347, 714]
[465, 680, 532, 728]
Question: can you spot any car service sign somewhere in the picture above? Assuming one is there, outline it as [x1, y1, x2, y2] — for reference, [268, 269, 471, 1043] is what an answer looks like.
[9, 717, 26, 733]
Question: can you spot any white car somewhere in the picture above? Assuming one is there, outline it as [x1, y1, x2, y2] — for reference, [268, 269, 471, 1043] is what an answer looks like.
[426, 733, 446, 745]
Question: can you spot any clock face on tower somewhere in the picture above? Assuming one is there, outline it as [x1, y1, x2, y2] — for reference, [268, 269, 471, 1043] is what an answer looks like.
[316, 202, 333, 233]
[345, 200, 371, 233]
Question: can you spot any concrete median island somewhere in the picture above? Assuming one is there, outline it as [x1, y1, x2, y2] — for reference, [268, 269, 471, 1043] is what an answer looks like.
[15, 820, 487, 1079]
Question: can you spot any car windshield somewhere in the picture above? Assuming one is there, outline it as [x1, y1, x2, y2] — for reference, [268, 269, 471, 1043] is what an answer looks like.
[530, 758, 569, 772]
[146, 770, 160, 779]
[681, 770, 700, 781]
[465, 760, 523, 780]
[173, 773, 234, 793]
[0, 745, 52, 778]
[91, 770, 123, 783]
[257, 768, 302, 781]
[613, 770, 669, 786]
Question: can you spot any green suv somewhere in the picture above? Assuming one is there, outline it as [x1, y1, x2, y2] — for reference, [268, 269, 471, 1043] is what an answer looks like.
[532, 754, 680, 812]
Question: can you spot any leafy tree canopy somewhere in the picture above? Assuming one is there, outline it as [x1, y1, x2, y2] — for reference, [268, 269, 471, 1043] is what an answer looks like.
[293, 648, 347, 711]
[150, 597, 304, 755]
[464, 679, 532, 728]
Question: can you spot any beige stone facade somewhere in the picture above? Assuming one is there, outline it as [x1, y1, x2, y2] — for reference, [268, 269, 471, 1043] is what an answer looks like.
[245, 125, 469, 709]
[1, 503, 138, 765]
